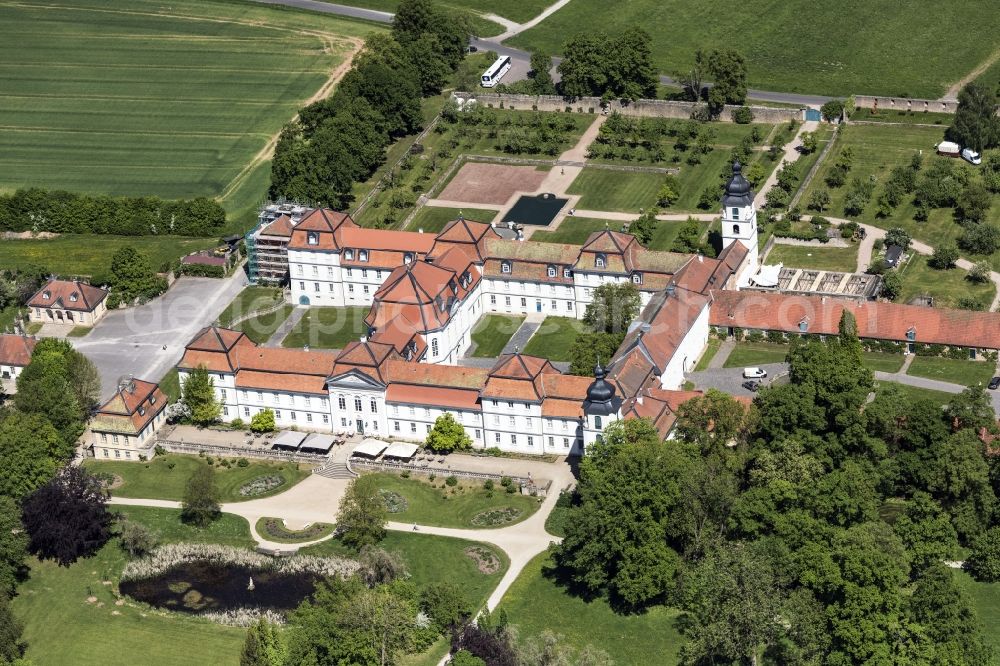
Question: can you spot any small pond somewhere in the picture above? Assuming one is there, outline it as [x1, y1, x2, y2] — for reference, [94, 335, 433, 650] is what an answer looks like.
[502, 193, 568, 227]
[120, 561, 320, 615]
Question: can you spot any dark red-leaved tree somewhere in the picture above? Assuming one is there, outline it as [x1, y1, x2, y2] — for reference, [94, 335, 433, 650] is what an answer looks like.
[21, 466, 111, 566]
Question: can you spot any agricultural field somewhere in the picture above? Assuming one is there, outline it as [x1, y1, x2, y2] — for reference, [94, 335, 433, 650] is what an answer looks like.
[508, 0, 1000, 97]
[896, 255, 996, 310]
[0, 0, 374, 207]
[0, 234, 218, 278]
[800, 124, 1000, 253]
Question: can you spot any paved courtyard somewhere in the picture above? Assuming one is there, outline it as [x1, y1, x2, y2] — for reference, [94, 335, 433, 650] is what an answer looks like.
[70, 272, 247, 400]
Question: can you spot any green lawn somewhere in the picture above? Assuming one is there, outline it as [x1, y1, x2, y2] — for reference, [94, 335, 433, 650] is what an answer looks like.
[766, 243, 859, 272]
[85, 454, 311, 503]
[862, 351, 906, 373]
[0, 234, 218, 277]
[471, 314, 524, 357]
[498, 554, 685, 665]
[13, 507, 254, 666]
[897, 255, 996, 310]
[302, 530, 509, 613]
[906, 356, 996, 387]
[800, 125, 1000, 262]
[366, 473, 541, 528]
[216, 286, 293, 344]
[567, 170, 663, 213]
[113, 506, 256, 548]
[281, 306, 370, 349]
[876, 381, 959, 405]
[0, 0, 375, 200]
[523, 316, 588, 362]
[694, 337, 723, 371]
[723, 342, 790, 368]
[67, 326, 92, 337]
[405, 206, 498, 233]
[157, 367, 181, 403]
[508, 0, 998, 97]
[531, 217, 620, 245]
[954, 569, 1000, 660]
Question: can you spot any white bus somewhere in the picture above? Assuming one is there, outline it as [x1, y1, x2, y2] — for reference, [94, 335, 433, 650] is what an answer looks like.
[481, 55, 512, 88]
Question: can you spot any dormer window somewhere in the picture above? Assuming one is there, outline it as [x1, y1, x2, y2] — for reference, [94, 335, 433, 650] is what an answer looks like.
[359, 250, 368, 262]
[42, 291, 50, 299]
[563, 268, 571, 278]
[798, 318, 808, 333]
[307, 231, 318, 245]
[595, 253, 606, 268]
[501, 261, 511, 274]
[451, 282, 458, 295]
[906, 327, 916, 341]
[344, 249, 354, 260]
[150, 395, 156, 404]
[403, 252, 414, 263]
[138, 406, 145, 416]
[547, 265, 556, 278]
[69, 292, 79, 302]
[632, 273, 642, 285]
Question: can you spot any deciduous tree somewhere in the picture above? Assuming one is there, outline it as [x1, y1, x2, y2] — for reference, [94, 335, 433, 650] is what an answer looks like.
[0, 497, 27, 598]
[249, 409, 276, 434]
[947, 82, 1000, 152]
[705, 49, 748, 114]
[181, 365, 221, 426]
[583, 282, 640, 336]
[909, 563, 993, 665]
[930, 243, 960, 269]
[21, 466, 111, 566]
[181, 463, 220, 527]
[337, 475, 387, 550]
[241, 617, 286, 666]
[0, 411, 62, 499]
[425, 413, 472, 453]
[0, 593, 25, 664]
[528, 51, 556, 95]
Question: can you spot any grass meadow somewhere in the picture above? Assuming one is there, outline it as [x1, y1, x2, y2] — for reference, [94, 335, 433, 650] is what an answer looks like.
[498, 553, 686, 665]
[0, 0, 375, 200]
[470, 314, 524, 357]
[522, 316, 587, 361]
[765, 244, 860, 272]
[896, 255, 996, 310]
[405, 206, 500, 233]
[281, 306, 371, 349]
[906, 356, 996, 387]
[509, 0, 1000, 97]
[216, 286, 293, 343]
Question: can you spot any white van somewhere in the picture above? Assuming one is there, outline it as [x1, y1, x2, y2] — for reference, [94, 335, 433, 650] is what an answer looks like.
[962, 148, 982, 165]
[743, 367, 767, 379]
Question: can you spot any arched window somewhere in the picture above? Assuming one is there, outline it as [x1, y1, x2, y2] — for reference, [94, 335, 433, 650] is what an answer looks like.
[594, 415, 602, 429]
[732, 224, 740, 235]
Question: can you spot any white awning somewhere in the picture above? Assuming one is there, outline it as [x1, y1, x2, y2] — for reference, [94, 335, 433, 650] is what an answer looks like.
[753, 263, 782, 288]
[352, 438, 388, 458]
[383, 442, 419, 459]
[300, 433, 336, 452]
[272, 431, 306, 449]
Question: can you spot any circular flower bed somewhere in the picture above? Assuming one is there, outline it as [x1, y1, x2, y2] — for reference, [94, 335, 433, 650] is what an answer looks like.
[379, 489, 408, 513]
[239, 475, 285, 497]
[464, 546, 501, 575]
[470, 507, 522, 527]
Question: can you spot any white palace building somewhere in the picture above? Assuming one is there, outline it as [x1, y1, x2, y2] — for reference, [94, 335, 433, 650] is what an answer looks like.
[175, 163, 762, 456]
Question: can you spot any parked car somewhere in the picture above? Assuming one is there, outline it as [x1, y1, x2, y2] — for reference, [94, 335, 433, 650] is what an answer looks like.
[962, 148, 982, 165]
[989, 376, 1000, 390]
[741, 380, 760, 392]
[743, 367, 767, 379]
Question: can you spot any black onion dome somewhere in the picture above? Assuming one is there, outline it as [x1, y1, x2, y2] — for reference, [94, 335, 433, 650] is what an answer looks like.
[722, 161, 754, 207]
[586, 360, 615, 404]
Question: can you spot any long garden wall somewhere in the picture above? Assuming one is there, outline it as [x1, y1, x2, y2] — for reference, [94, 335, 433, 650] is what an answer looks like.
[454, 92, 802, 124]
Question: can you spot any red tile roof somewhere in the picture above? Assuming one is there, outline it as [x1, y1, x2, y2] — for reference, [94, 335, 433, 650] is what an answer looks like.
[0, 335, 36, 367]
[384, 360, 489, 390]
[28, 279, 107, 312]
[186, 326, 248, 353]
[287, 209, 357, 250]
[385, 384, 481, 410]
[710, 291, 1000, 349]
[431, 218, 501, 263]
[367, 261, 467, 333]
[339, 227, 435, 254]
[259, 214, 294, 238]
[93, 379, 167, 434]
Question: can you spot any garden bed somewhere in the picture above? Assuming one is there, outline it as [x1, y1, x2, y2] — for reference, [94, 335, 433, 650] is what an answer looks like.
[255, 518, 335, 544]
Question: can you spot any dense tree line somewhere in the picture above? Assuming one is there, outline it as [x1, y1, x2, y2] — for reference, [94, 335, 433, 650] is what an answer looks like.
[0, 188, 225, 237]
[0, 339, 108, 661]
[269, 0, 470, 209]
[553, 312, 999, 664]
